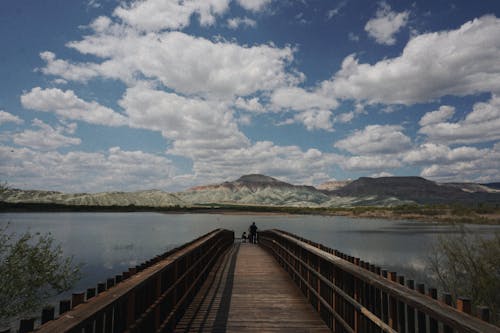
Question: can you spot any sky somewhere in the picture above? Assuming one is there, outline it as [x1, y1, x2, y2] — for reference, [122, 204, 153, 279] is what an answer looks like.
[0, 0, 499, 192]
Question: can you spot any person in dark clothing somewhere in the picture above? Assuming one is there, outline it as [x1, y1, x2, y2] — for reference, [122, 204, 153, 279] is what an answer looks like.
[241, 231, 247, 243]
[249, 222, 258, 244]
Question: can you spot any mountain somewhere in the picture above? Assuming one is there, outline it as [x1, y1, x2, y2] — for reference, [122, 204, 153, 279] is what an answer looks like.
[1, 174, 499, 208]
[332, 176, 500, 204]
[178, 174, 331, 206]
[0, 188, 184, 207]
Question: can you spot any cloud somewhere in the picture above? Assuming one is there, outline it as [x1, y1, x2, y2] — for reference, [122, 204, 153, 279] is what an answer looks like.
[282, 110, 334, 131]
[39, 52, 101, 82]
[420, 143, 500, 182]
[234, 97, 265, 113]
[237, 0, 272, 12]
[0, 111, 24, 125]
[335, 124, 411, 155]
[325, 15, 500, 105]
[21, 87, 127, 126]
[334, 111, 354, 123]
[419, 95, 500, 144]
[178, 140, 341, 186]
[270, 86, 338, 111]
[327, 1, 346, 20]
[418, 105, 455, 126]
[348, 32, 360, 42]
[43, 29, 299, 97]
[364, 2, 409, 45]
[11, 119, 81, 150]
[113, 0, 231, 32]
[403, 143, 486, 165]
[227, 16, 257, 29]
[341, 155, 402, 171]
[0, 145, 177, 192]
[119, 85, 249, 153]
[370, 171, 394, 178]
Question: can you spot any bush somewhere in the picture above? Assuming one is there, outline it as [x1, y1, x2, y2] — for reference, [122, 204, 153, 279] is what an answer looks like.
[427, 227, 500, 323]
[0, 224, 81, 327]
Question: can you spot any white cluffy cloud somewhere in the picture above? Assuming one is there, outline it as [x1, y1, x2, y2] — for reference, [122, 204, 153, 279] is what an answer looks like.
[237, 0, 272, 12]
[419, 95, 500, 144]
[326, 15, 500, 105]
[0, 110, 24, 125]
[119, 84, 249, 153]
[227, 16, 257, 29]
[403, 143, 486, 165]
[419, 143, 500, 182]
[335, 124, 411, 155]
[364, 2, 409, 45]
[42, 28, 299, 97]
[271, 86, 338, 112]
[12, 119, 81, 150]
[281, 110, 334, 131]
[419, 105, 455, 126]
[21, 87, 127, 126]
[234, 97, 265, 113]
[0, 145, 177, 192]
[113, 0, 231, 32]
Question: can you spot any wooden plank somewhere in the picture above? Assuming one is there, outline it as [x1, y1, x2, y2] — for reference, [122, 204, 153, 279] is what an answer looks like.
[226, 244, 330, 332]
[174, 243, 331, 332]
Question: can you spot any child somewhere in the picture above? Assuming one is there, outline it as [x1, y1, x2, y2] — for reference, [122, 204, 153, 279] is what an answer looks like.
[241, 232, 247, 243]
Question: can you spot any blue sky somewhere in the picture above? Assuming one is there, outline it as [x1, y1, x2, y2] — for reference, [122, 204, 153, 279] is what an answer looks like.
[1, 0, 499, 192]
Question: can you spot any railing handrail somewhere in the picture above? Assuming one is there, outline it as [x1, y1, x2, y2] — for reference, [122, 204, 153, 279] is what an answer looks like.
[36, 228, 233, 333]
[261, 229, 500, 333]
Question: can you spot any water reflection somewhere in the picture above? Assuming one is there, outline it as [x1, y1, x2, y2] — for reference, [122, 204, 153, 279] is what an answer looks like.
[2, 212, 500, 293]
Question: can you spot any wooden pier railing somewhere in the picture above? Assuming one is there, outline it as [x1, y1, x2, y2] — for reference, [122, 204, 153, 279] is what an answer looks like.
[259, 229, 500, 333]
[18, 229, 233, 333]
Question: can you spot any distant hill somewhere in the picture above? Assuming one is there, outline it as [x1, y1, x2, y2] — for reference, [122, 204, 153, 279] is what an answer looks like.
[333, 176, 500, 204]
[0, 188, 184, 207]
[179, 174, 332, 206]
[1, 174, 499, 208]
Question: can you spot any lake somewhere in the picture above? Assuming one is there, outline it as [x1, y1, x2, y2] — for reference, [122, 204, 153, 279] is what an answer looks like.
[2, 212, 500, 297]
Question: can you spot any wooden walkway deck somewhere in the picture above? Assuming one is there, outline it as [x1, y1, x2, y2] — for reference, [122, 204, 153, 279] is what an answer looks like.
[174, 243, 330, 333]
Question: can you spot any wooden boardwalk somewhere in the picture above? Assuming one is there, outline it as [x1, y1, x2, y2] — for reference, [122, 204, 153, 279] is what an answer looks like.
[174, 242, 330, 333]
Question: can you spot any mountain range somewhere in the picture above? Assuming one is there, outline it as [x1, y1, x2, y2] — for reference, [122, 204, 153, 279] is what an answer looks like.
[1, 174, 499, 208]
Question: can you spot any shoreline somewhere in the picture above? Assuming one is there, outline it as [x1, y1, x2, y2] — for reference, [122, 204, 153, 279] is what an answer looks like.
[1, 202, 499, 225]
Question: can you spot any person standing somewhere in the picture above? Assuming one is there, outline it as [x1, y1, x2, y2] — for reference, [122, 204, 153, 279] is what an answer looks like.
[249, 222, 258, 244]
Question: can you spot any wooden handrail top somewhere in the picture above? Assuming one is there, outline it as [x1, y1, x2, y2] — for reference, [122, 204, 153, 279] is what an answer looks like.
[37, 229, 226, 333]
[267, 229, 500, 333]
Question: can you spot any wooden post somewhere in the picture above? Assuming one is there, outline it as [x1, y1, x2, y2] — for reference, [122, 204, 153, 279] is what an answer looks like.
[18, 318, 35, 333]
[97, 282, 106, 294]
[59, 299, 71, 314]
[406, 280, 415, 333]
[457, 297, 471, 314]
[41, 305, 55, 324]
[428, 288, 438, 333]
[477, 306, 490, 323]
[381, 270, 389, 323]
[417, 284, 427, 333]
[441, 293, 453, 333]
[398, 276, 406, 333]
[106, 277, 115, 289]
[87, 287, 96, 300]
[72, 292, 85, 308]
[388, 272, 398, 330]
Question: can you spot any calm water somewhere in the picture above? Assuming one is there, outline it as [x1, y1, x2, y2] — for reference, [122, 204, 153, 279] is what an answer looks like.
[2, 212, 500, 294]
